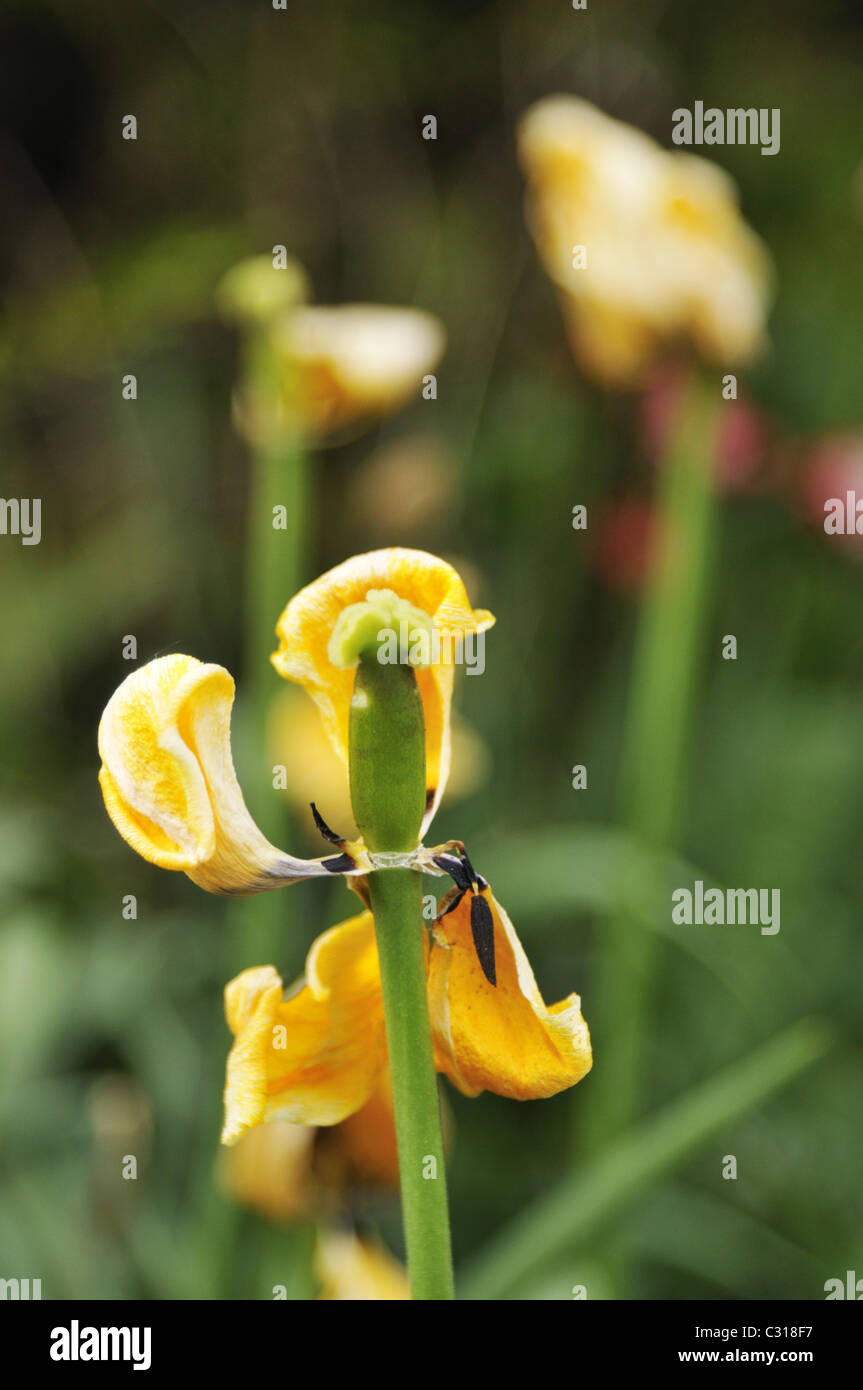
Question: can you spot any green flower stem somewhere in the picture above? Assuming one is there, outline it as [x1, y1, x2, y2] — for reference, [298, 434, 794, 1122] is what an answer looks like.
[350, 655, 455, 1301]
[580, 372, 721, 1259]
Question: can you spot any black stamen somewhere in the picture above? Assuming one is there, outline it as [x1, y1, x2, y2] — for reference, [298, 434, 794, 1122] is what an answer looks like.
[470, 892, 496, 986]
[432, 854, 473, 893]
[310, 802, 344, 846]
[321, 852, 355, 874]
[459, 848, 480, 889]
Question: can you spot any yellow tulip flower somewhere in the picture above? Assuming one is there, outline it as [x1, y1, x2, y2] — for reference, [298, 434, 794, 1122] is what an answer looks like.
[273, 304, 445, 439]
[518, 95, 772, 387]
[97, 547, 592, 1276]
[271, 547, 495, 830]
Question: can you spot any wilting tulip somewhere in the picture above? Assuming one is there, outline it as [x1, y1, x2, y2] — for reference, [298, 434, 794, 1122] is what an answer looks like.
[518, 96, 772, 387]
[98, 655, 369, 895]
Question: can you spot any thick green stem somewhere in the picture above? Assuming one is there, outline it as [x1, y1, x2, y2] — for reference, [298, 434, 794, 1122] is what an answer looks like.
[350, 656, 454, 1300]
[579, 373, 721, 1278]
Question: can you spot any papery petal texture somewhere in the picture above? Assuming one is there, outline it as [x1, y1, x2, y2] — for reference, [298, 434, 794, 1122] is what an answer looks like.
[98, 655, 364, 894]
[429, 888, 593, 1100]
[221, 911, 387, 1144]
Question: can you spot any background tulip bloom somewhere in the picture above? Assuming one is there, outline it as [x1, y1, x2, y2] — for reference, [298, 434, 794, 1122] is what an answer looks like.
[272, 305, 446, 439]
[518, 96, 772, 386]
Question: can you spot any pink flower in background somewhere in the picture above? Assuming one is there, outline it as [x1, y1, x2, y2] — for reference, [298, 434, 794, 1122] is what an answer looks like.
[799, 432, 863, 552]
[641, 364, 772, 494]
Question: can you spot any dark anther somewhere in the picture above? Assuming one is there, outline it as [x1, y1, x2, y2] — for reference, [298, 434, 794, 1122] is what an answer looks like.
[470, 892, 496, 986]
[321, 852, 355, 874]
[311, 802, 344, 846]
[459, 848, 479, 889]
[432, 853, 473, 893]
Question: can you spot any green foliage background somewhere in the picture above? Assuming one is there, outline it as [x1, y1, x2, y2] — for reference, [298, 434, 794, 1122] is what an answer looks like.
[1, 0, 861, 1299]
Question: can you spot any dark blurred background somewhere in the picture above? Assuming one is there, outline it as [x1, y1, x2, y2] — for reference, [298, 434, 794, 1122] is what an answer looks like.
[1, 0, 862, 1299]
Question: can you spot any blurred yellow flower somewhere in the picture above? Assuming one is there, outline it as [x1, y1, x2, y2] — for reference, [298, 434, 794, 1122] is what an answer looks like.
[273, 304, 445, 439]
[518, 95, 772, 386]
[97, 655, 369, 895]
[220, 883, 591, 1145]
[222, 1069, 402, 1224]
[315, 1230, 410, 1301]
[220, 1117, 316, 1223]
[271, 548, 495, 830]
[218, 254, 444, 444]
[324, 1069, 401, 1189]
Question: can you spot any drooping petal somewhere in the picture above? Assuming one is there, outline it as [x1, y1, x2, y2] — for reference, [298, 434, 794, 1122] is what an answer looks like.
[221, 911, 387, 1144]
[271, 549, 495, 829]
[428, 886, 592, 1100]
[98, 655, 367, 895]
[315, 1230, 411, 1301]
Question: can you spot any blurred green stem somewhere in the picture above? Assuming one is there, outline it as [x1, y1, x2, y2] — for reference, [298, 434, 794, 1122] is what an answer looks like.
[233, 329, 309, 971]
[580, 373, 720, 1249]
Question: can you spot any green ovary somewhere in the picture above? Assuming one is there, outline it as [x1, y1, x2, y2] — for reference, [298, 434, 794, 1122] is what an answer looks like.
[328, 588, 436, 669]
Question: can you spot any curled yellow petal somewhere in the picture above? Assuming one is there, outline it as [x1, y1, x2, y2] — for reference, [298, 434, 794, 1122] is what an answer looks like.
[272, 548, 495, 829]
[273, 304, 445, 439]
[518, 95, 772, 386]
[221, 911, 387, 1144]
[315, 1230, 411, 1301]
[428, 887, 592, 1100]
[98, 654, 362, 894]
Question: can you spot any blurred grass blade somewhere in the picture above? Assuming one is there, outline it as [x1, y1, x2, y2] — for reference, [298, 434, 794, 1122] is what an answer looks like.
[459, 1017, 831, 1300]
